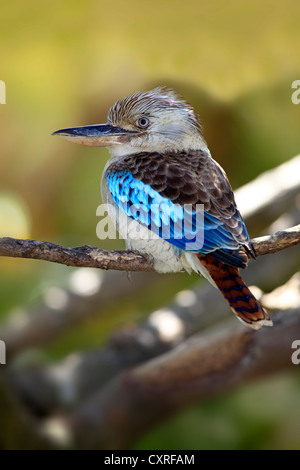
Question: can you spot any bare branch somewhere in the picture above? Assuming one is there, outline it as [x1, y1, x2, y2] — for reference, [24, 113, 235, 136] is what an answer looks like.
[235, 154, 300, 232]
[1, 155, 299, 272]
[0, 270, 159, 358]
[62, 307, 300, 449]
[0, 224, 299, 272]
[251, 224, 300, 257]
[0, 238, 154, 271]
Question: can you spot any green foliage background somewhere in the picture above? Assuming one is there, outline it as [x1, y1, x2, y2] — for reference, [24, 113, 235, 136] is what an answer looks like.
[0, 0, 300, 449]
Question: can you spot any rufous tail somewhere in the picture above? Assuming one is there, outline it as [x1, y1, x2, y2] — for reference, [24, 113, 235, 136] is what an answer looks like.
[198, 255, 273, 330]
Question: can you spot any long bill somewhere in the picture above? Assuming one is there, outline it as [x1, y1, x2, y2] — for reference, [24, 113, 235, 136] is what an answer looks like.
[52, 123, 140, 147]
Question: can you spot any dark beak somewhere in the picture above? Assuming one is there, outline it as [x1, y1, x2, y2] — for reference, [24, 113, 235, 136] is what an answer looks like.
[52, 123, 139, 147]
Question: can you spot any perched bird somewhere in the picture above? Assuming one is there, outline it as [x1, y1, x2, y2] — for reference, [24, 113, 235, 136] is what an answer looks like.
[53, 87, 272, 329]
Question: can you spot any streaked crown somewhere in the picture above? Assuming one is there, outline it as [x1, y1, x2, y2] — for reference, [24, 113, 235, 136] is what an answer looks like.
[106, 87, 205, 155]
[108, 87, 200, 131]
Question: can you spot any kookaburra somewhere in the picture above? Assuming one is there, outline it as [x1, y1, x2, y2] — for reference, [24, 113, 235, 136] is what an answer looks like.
[53, 87, 272, 329]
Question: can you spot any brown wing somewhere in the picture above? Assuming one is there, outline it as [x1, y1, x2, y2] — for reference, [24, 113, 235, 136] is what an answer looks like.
[108, 150, 253, 266]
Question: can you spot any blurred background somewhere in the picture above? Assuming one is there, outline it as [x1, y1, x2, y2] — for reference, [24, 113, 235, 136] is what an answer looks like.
[0, 0, 300, 450]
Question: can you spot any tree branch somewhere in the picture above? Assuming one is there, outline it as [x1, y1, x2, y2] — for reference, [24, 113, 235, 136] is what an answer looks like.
[251, 224, 300, 257]
[0, 224, 299, 272]
[61, 307, 300, 449]
[0, 238, 154, 271]
[1, 154, 299, 272]
[234, 154, 300, 232]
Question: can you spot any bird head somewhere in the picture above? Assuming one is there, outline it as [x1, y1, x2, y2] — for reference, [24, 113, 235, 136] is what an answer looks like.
[53, 87, 207, 157]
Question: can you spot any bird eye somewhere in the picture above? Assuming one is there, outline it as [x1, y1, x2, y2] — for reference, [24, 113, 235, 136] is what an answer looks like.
[137, 117, 150, 128]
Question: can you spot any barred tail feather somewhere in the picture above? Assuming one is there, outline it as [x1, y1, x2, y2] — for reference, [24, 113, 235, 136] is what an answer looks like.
[197, 255, 273, 330]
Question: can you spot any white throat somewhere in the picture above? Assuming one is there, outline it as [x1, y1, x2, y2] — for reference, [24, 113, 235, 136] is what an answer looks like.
[108, 133, 208, 159]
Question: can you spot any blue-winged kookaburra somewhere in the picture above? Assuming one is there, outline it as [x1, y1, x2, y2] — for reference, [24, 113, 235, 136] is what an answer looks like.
[53, 87, 272, 330]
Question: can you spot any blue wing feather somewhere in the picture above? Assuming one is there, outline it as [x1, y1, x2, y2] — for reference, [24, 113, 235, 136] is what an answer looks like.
[106, 170, 250, 261]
